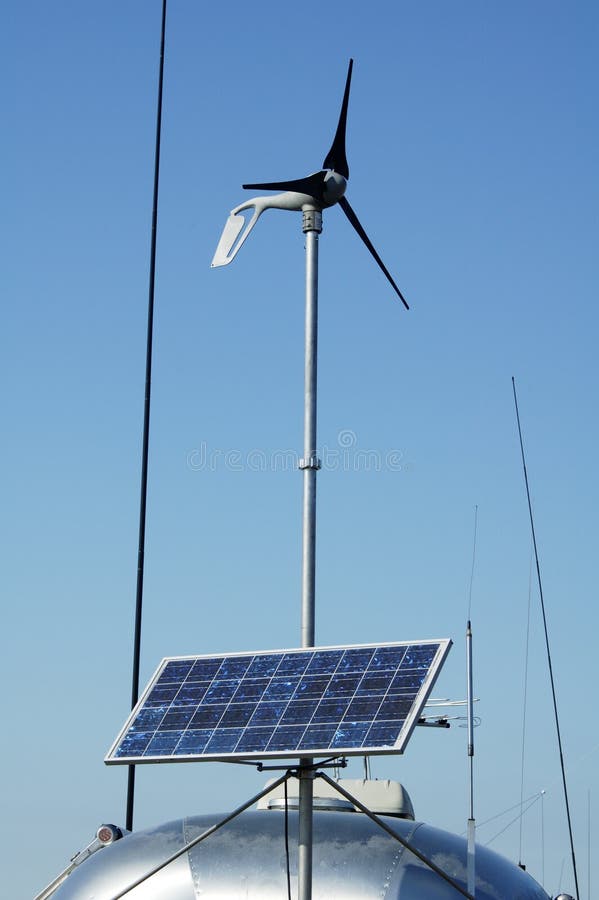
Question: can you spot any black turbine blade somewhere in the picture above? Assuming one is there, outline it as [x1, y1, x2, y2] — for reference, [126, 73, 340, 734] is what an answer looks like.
[322, 59, 353, 179]
[242, 172, 326, 197]
[338, 196, 409, 309]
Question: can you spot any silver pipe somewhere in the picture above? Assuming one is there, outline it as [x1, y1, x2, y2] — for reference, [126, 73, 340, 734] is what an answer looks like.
[298, 767, 314, 900]
[298, 207, 322, 900]
[300, 210, 321, 648]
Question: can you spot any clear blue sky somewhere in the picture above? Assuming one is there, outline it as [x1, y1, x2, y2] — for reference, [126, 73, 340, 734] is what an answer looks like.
[3, 2, 598, 898]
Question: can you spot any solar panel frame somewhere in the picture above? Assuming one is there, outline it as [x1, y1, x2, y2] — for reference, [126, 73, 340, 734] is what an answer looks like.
[105, 640, 451, 765]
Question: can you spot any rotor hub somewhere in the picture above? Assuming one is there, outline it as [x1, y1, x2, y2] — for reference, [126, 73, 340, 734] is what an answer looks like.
[320, 171, 347, 207]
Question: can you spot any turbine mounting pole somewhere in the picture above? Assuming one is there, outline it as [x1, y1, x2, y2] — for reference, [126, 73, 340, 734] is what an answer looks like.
[300, 206, 322, 647]
[298, 205, 322, 900]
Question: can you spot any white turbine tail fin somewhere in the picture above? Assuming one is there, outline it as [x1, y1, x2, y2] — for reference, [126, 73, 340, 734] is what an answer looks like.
[210, 211, 245, 267]
[211, 192, 319, 268]
[211, 202, 265, 267]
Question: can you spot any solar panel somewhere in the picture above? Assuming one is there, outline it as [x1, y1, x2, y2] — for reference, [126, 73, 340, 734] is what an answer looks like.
[105, 640, 451, 764]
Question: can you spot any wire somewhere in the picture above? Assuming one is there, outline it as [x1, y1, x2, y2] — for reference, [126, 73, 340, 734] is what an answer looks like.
[472, 790, 545, 831]
[512, 377, 580, 900]
[557, 858, 566, 897]
[484, 793, 544, 846]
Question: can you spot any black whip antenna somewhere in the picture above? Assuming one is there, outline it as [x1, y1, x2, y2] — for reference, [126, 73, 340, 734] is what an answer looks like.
[512, 376, 580, 899]
[126, 0, 167, 833]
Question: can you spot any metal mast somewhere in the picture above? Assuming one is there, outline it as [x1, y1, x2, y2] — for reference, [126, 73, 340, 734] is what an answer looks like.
[300, 208, 322, 647]
[297, 206, 322, 900]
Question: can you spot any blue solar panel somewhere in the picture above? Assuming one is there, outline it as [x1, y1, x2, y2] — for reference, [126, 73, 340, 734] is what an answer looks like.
[105, 640, 451, 764]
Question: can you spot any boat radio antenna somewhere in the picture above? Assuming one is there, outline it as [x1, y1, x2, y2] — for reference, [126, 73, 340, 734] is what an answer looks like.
[465, 505, 478, 896]
[467, 505, 478, 621]
[126, 0, 168, 833]
[512, 376, 580, 900]
[466, 618, 476, 895]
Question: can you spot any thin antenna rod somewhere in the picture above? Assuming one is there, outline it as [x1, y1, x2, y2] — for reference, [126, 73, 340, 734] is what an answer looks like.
[466, 506, 477, 895]
[587, 790, 591, 900]
[466, 619, 475, 895]
[467, 505, 478, 621]
[512, 377, 580, 899]
[126, 0, 167, 833]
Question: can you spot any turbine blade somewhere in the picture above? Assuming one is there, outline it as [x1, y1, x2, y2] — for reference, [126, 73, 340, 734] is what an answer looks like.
[338, 196, 409, 309]
[242, 172, 325, 197]
[322, 59, 353, 179]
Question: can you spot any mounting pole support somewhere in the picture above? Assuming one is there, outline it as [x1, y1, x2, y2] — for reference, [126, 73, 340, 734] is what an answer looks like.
[298, 204, 321, 900]
[300, 205, 321, 649]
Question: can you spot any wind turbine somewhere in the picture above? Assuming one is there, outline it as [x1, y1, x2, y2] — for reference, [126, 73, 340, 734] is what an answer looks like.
[211, 59, 408, 311]
[211, 59, 409, 900]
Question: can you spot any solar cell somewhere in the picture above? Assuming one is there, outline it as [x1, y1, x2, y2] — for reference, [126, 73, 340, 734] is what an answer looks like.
[105, 640, 451, 764]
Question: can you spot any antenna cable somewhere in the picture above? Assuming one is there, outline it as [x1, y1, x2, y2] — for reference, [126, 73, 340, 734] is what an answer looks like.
[512, 377, 580, 899]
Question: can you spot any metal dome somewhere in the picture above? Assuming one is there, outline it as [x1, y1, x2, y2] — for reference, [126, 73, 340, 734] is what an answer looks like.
[50, 808, 550, 899]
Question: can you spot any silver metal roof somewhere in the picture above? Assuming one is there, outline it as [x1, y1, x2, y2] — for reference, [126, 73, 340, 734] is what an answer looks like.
[50, 809, 550, 899]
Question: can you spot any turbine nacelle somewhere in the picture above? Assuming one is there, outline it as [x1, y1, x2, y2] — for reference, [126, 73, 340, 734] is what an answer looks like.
[211, 171, 347, 268]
